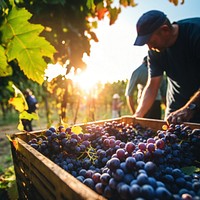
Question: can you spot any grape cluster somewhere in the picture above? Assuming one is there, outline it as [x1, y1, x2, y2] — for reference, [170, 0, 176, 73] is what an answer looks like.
[28, 121, 200, 200]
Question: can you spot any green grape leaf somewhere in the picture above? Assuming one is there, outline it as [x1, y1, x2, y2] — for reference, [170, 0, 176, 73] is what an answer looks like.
[181, 166, 200, 175]
[86, 0, 95, 10]
[1, 6, 56, 84]
[19, 111, 39, 120]
[0, 46, 12, 77]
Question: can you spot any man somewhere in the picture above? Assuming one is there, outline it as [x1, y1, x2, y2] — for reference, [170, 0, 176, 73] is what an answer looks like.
[112, 93, 123, 118]
[21, 89, 38, 131]
[125, 56, 166, 119]
[133, 10, 200, 124]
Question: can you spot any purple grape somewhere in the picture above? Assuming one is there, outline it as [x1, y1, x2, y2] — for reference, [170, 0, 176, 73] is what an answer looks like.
[49, 126, 56, 132]
[148, 177, 157, 189]
[76, 175, 84, 182]
[125, 157, 136, 170]
[133, 151, 144, 161]
[107, 158, 120, 171]
[103, 185, 113, 198]
[137, 173, 149, 186]
[147, 143, 155, 153]
[125, 142, 136, 154]
[112, 168, 124, 181]
[85, 169, 94, 178]
[100, 173, 111, 185]
[136, 160, 145, 170]
[95, 182, 104, 194]
[83, 178, 95, 189]
[30, 143, 39, 149]
[138, 142, 146, 151]
[118, 183, 130, 200]
[45, 130, 53, 137]
[109, 178, 118, 189]
[144, 161, 157, 175]
[92, 172, 101, 184]
[123, 173, 134, 184]
[109, 138, 116, 148]
[130, 184, 141, 198]
[116, 148, 126, 161]
[141, 184, 155, 199]
[156, 187, 172, 199]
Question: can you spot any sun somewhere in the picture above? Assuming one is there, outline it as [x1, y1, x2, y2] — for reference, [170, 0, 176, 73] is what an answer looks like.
[45, 60, 103, 97]
[73, 67, 101, 95]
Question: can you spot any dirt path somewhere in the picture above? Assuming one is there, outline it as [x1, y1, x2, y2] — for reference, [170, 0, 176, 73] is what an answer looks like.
[0, 124, 18, 171]
[0, 122, 47, 200]
[0, 124, 20, 199]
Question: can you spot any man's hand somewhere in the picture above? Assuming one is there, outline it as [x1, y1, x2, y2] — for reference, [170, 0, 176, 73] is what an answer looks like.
[133, 112, 142, 118]
[166, 107, 194, 125]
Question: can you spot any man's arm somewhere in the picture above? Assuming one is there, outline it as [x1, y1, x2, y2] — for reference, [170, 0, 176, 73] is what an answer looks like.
[134, 76, 162, 118]
[166, 89, 200, 124]
[125, 64, 147, 115]
[126, 96, 135, 114]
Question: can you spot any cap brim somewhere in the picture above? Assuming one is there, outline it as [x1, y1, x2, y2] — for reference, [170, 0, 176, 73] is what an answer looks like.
[134, 33, 152, 46]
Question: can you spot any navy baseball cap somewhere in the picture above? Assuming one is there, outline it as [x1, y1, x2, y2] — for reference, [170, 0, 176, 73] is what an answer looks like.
[134, 10, 167, 46]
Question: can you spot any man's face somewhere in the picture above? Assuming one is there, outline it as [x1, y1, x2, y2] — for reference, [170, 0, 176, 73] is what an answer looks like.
[147, 27, 169, 52]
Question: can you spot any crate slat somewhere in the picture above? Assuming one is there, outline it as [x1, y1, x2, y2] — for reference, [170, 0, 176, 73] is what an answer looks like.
[77, 116, 200, 131]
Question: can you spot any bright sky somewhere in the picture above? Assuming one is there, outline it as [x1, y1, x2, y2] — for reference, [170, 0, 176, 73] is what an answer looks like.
[83, 0, 200, 84]
[46, 0, 200, 91]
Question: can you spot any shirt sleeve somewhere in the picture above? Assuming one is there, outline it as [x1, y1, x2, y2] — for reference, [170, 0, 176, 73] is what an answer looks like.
[125, 64, 148, 96]
[148, 50, 165, 78]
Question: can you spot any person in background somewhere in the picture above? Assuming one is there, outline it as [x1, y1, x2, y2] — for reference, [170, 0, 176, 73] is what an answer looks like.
[125, 56, 166, 119]
[21, 89, 38, 131]
[112, 93, 123, 118]
[133, 10, 200, 124]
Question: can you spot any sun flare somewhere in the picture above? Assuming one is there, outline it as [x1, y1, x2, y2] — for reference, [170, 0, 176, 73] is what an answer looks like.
[45, 61, 104, 97]
[73, 68, 99, 94]
[44, 16, 147, 93]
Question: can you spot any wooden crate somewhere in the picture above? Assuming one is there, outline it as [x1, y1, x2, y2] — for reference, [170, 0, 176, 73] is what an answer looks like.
[10, 116, 200, 200]
[10, 136, 106, 200]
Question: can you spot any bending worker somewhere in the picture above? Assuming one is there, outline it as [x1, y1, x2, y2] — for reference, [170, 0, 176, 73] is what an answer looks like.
[125, 56, 166, 119]
[133, 10, 200, 124]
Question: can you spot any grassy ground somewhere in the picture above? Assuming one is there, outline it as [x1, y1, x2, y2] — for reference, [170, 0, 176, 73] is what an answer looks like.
[0, 111, 19, 200]
[0, 110, 48, 200]
[0, 111, 19, 174]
